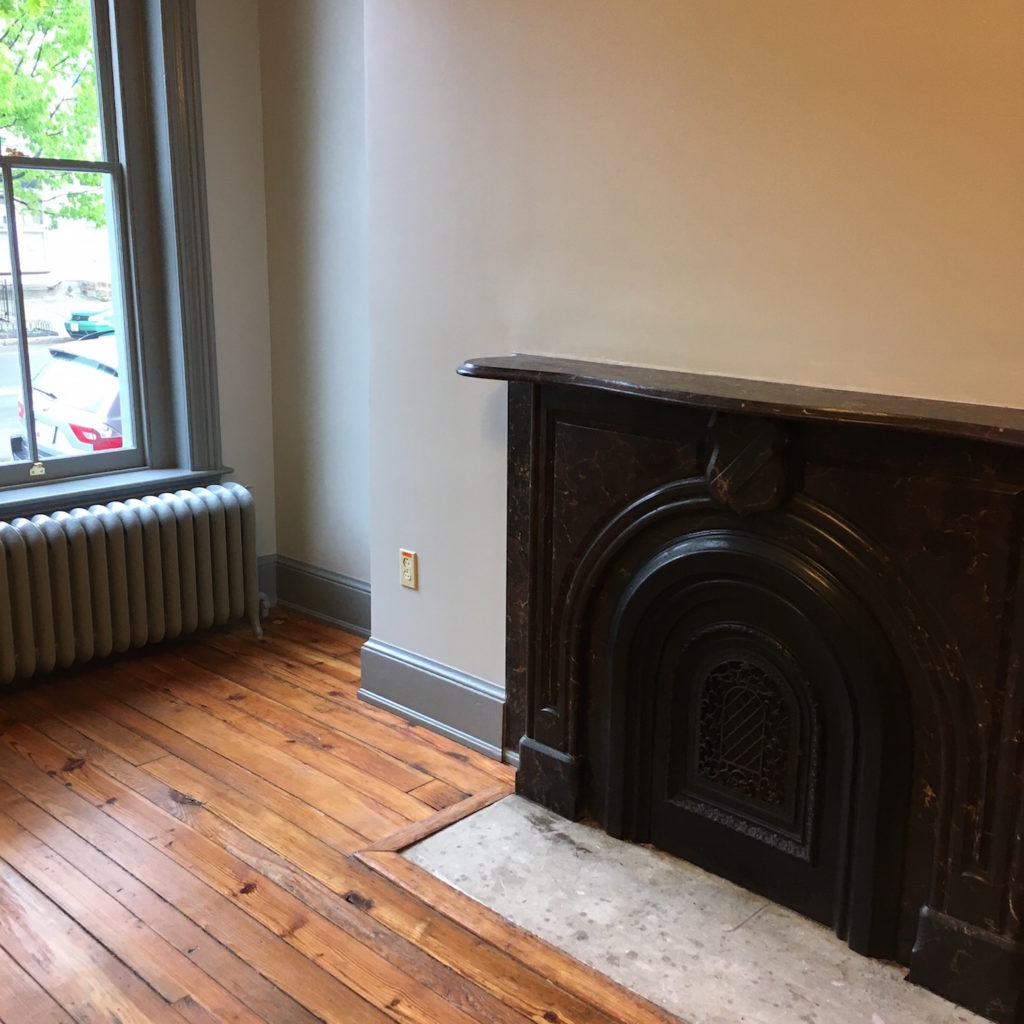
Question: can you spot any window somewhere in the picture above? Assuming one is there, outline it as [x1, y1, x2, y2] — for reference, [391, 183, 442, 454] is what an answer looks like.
[0, 0, 221, 509]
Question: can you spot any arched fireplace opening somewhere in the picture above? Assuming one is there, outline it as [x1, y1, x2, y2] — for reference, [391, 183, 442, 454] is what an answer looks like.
[589, 529, 913, 958]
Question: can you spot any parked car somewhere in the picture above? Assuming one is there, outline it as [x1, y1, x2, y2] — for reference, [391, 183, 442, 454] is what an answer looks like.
[10, 337, 123, 461]
[64, 305, 116, 337]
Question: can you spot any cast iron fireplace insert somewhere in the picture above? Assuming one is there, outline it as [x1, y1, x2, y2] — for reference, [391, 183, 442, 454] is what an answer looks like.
[460, 353, 1024, 1024]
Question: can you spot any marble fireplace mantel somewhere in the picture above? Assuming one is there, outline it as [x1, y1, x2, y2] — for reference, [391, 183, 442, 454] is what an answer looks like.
[458, 353, 1024, 448]
[461, 353, 1024, 1024]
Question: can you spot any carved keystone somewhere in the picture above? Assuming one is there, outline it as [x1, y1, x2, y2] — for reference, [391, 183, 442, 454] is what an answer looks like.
[705, 413, 791, 515]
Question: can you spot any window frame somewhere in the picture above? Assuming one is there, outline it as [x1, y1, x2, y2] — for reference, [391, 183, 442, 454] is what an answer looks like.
[1, 154, 147, 480]
[0, 0, 223, 518]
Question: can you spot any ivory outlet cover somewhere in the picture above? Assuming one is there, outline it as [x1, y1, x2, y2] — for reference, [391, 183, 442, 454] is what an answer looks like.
[399, 549, 418, 589]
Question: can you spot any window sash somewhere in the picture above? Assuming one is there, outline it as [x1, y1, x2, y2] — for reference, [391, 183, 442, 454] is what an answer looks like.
[0, 0, 146, 487]
[0, 156, 145, 483]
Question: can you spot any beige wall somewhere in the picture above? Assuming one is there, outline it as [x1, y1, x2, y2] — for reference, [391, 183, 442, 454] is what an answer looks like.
[258, 0, 370, 581]
[366, 0, 1024, 687]
[196, 0, 277, 556]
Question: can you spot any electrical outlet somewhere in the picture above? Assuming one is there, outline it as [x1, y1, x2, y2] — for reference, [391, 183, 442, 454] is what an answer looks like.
[399, 549, 418, 590]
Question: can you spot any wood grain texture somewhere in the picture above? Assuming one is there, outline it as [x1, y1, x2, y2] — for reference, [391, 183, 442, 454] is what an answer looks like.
[362, 786, 510, 852]
[0, 610, 676, 1024]
[358, 850, 681, 1024]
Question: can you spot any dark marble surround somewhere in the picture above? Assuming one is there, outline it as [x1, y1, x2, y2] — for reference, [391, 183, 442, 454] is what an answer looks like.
[461, 354, 1024, 1024]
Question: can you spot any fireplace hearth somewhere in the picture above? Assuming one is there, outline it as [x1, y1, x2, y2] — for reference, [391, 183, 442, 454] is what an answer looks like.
[460, 354, 1024, 1024]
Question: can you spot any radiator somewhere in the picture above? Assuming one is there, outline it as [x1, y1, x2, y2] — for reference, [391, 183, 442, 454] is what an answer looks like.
[0, 483, 262, 686]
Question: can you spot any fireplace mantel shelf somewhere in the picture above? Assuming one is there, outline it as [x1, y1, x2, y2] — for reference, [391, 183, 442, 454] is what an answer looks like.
[458, 353, 1024, 448]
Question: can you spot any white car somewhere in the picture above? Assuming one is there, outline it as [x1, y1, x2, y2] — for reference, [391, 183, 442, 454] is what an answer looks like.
[11, 337, 123, 460]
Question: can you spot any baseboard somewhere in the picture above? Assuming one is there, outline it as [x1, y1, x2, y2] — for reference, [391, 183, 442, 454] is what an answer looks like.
[265, 555, 371, 637]
[257, 554, 278, 608]
[359, 638, 505, 760]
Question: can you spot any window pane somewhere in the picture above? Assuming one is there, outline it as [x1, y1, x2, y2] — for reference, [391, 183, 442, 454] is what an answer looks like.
[0, 181, 31, 467]
[0, 0, 102, 162]
[13, 170, 135, 462]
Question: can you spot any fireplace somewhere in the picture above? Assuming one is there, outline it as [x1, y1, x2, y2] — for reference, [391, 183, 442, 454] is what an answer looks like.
[591, 506, 913, 960]
[460, 354, 1024, 1024]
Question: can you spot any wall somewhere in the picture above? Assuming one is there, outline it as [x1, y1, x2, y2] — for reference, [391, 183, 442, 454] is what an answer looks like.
[365, 0, 1024, 694]
[196, 0, 277, 556]
[258, 0, 370, 584]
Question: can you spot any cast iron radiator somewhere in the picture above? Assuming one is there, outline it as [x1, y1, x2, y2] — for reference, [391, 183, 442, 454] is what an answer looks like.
[0, 483, 262, 686]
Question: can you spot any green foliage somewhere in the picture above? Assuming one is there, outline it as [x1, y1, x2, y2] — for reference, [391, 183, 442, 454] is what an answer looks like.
[0, 0, 104, 226]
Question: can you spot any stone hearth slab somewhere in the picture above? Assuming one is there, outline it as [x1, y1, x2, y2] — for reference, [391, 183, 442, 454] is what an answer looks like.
[404, 795, 985, 1024]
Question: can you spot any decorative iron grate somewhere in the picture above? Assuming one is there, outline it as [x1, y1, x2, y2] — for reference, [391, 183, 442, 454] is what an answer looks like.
[696, 659, 792, 807]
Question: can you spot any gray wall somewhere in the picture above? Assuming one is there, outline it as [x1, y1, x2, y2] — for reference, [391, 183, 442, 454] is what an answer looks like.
[258, 0, 370, 585]
[197, 0, 372, 613]
[365, 0, 1024, 699]
[196, 0, 277, 556]
[196, 0, 1024, 750]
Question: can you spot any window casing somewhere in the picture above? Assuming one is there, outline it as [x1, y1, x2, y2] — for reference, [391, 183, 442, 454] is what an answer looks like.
[0, 0, 222, 514]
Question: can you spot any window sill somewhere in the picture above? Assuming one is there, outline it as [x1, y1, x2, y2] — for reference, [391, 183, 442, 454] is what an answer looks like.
[0, 466, 230, 522]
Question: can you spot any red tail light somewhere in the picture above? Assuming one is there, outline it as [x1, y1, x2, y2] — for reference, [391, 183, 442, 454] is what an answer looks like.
[69, 423, 123, 451]
[17, 400, 24, 420]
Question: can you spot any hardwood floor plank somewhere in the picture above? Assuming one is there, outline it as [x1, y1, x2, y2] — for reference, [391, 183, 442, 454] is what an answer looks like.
[338, 856, 634, 1024]
[202, 633, 510, 791]
[133, 756, 607, 1024]
[207, 630, 372, 709]
[173, 644, 433, 792]
[243, 637, 515, 784]
[99, 664, 406, 840]
[0, 856, 191, 1024]
[15, 690, 167, 766]
[0, 610, 667, 1024]
[0, 718, 504, 1024]
[0, 942, 76, 1024]
[135, 758, 627, 1024]
[0, 810, 186, 1009]
[200, 630, 517, 793]
[3, 709, 532, 1024]
[138, 760, 534, 1024]
[266, 613, 366, 654]
[112, 750, 622, 1024]
[0, 742, 391, 1024]
[141, 651, 437, 821]
[364, 786, 511, 852]
[268, 622, 367, 673]
[228, 630, 372, 704]
[219, 629, 363, 681]
[0, 808, 265, 1023]
[62, 679, 366, 853]
[0, 778, 322, 1024]
[409, 778, 470, 810]
[359, 851, 682, 1024]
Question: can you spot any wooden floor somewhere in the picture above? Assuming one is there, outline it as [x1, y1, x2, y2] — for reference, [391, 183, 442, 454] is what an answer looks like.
[0, 610, 678, 1024]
